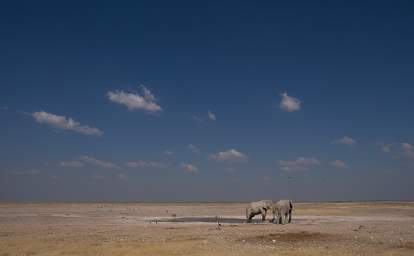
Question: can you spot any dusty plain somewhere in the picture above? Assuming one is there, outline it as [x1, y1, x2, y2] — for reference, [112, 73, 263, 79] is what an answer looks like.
[1, 202, 414, 255]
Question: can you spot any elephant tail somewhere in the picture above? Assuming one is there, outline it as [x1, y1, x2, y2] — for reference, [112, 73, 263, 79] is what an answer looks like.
[289, 200, 293, 210]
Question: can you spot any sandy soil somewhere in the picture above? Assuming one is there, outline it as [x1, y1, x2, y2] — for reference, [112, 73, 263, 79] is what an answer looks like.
[1, 202, 414, 255]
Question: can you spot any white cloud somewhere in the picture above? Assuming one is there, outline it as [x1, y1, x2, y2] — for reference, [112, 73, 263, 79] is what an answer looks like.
[32, 111, 102, 136]
[401, 143, 412, 151]
[210, 149, 248, 163]
[207, 110, 216, 121]
[380, 142, 414, 161]
[80, 156, 119, 169]
[107, 85, 161, 112]
[181, 163, 199, 173]
[193, 115, 204, 122]
[280, 92, 301, 112]
[330, 160, 348, 168]
[193, 111, 216, 122]
[126, 160, 167, 168]
[401, 142, 414, 159]
[163, 150, 174, 156]
[60, 161, 84, 168]
[141, 85, 156, 102]
[277, 157, 320, 171]
[332, 136, 356, 146]
[188, 144, 200, 154]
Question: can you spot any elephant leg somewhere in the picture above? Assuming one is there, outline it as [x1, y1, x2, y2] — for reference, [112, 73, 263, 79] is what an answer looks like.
[280, 211, 286, 225]
[270, 210, 276, 223]
[247, 212, 255, 223]
[248, 209, 260, 223]
[288, 210, 292, 223]
[260, 209, 266, 221]
[278, 213, 282, 224]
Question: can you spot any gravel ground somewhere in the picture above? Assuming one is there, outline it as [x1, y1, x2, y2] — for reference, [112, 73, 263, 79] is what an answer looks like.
[0, 202, 413, 255]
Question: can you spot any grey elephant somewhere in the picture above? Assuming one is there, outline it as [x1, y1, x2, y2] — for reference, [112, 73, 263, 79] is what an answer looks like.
[271, 200, 293, 224]
[245, 200, 273, 223]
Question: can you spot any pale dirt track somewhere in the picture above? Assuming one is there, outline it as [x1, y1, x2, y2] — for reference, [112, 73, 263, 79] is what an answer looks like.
[0, 202, 414, 255]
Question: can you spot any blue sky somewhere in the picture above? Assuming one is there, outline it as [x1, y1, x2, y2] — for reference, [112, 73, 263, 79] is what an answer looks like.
[1, 0, 414, 202]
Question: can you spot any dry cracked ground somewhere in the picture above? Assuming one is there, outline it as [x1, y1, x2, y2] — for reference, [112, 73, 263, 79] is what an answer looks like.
[1, 202, 414, 255]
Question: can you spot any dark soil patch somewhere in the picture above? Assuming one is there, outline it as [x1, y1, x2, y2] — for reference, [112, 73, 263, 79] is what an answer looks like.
[157, 217, 248, 224]
[0, 232, 13, 237]
[246, 231, 339, 244]
[157, 217, 305, 224]
[393, 242, 414, 250]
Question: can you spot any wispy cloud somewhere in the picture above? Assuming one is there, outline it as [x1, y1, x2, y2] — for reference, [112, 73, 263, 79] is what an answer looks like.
[401, 142, 414, 159]
[381, 142, 414, 160]
[188, 144, 200, 154]
[32, 111, 102, 136]
[107, 85, 161, 113]
[181, 163, 199, 173]
[210, 149, 248, 163]
[126, 160, 167, 168]
[280, 92, 301, 112]
[330, 160, 348, 168]
[193, 111, 217, 122]
[381, 144, 392, 153]
[163, 149, 174, 156]
[80, 156, 119, 169]
[193, 115, 204, 122]
[207, 110, 216, 121]
[277, 157, 320, 171]
[60, 160, 84, 168]
[332, 136, 356, 146]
